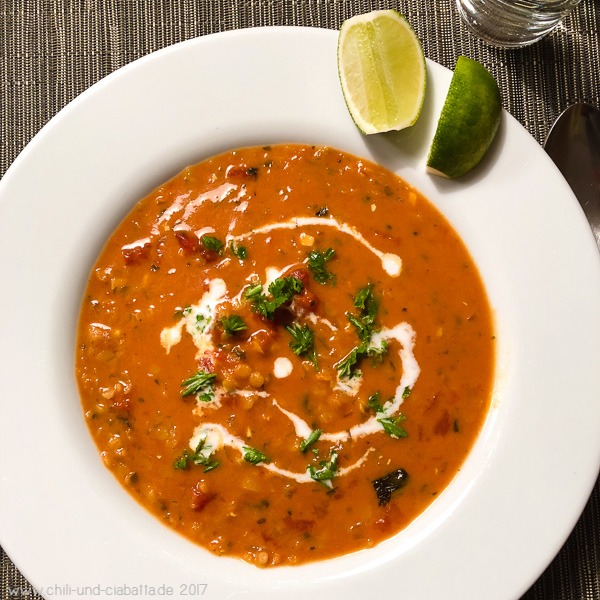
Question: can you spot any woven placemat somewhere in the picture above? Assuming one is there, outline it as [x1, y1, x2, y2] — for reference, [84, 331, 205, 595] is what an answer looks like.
[1, 1, 599, 598]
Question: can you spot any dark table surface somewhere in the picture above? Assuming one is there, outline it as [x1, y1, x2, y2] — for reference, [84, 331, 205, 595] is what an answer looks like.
[1, 1, 599, 599]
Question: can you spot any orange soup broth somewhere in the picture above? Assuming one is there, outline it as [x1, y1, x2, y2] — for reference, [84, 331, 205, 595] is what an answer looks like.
[76, 144, 495, 567]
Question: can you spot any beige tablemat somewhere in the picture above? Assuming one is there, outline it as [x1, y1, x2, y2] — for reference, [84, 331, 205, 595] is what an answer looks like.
[1, 1, 599, 598]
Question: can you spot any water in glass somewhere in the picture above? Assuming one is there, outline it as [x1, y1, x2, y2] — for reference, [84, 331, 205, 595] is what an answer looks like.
[456, 0, 582, 48]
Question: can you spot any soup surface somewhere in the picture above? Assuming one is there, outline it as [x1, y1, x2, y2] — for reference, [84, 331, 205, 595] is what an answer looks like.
[76, 144, 495, 567]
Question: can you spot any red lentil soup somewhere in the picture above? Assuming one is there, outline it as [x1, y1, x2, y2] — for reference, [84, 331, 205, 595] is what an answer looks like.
[76, 144, 495, 567]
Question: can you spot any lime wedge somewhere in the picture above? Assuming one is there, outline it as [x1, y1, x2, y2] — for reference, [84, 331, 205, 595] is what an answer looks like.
[337, 10, 426, 135]
[427, 56, 502, 178]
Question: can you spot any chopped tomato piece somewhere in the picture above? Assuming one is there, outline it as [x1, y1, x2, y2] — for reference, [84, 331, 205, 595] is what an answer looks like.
[121, 238, 151, 264]
[190, 483, 215, 511]
[174, 229, 200, 254]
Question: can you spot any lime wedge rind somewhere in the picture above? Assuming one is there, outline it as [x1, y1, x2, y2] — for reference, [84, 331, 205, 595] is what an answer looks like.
[426, 56, 502, 179]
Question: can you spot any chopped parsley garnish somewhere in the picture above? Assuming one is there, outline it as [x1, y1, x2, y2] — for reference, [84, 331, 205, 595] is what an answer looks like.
[354, 282, 376, 311]
[244, 284, 271, 317]
[299, 429, 322, 453]
[244, 283, 264, 302]
[269, 276, 304, 300]
[335, 346, 363, 379]
[229, 241, 247, 260]
[402, 386, 412, 399]
[194, 313, 208, 332]
[286, 322, 318, 368]
[173, 436, 220, 472]
[201, 235, 224, 254]
[244, 276, 303, 320]
[199, 458, 220, 472]
[218, 314, 247, 337]
[173, 454, 188, 470]
[307, 247, 336, 285]
[180, 370, 216, 401]
[366, 340, 388, 360]
[349, 283, 378, 341]
[242, 446, 270, 465]
[346, 313, 371, 342]
[378, 414, 408, 439]
[336, 284, 388, 378]
[372, 468, 409, 506]
[308, 449, 338, 488]
[335, 340, 388, 379]
[367, 391, 385, 413]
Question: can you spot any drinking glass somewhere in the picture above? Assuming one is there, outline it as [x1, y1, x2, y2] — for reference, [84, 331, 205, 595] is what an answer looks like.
[456, 0, 583, 48]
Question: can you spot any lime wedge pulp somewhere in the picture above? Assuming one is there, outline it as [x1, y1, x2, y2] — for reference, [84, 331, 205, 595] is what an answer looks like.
[337, 10, 427, 135]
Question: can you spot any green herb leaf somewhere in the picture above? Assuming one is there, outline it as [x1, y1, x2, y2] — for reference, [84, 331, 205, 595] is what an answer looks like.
[307, 247, 336, 285]
[335, 346, 363, 379]
[190, 437, 217, 470]
[335, 340, 388, 379]
[402, 386, 412, 399]
[299, 429, 322, 453]
[378, 414, 408, 439]
[194, 313, 208, 332]
[174, 435, 220, 472]
[200, 459, 221, 472]
[191, 436, 221, 472]
[218, 314, 247, 337]
[229, 241, 247, 260]
[366, 339, 388, 361]
[367, 391, 384, 413]
[173, 454, 189, 470]
[354, 283, 375, 311]
[348, 283, 379, 342]
[337, 284, 388, 378]
[180, 370, 216, 398]
[268, 275, 303, 301]
[244, 283, 264, 300]
[346, 313, 371, 342]
[243, 284, 269, 318]
[244, 276, 303, 320]
[308, 449, 338, 488]
[286, 322, 318, 368]
[201, 235, 224, 254]
[243, 446, 270, 465]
